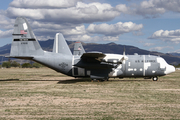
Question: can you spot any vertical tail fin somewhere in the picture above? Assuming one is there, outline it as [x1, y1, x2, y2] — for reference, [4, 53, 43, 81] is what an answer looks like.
[53, 33, 72, 56]
[73, 42, 85, 56]
[10, 17, 43, 57]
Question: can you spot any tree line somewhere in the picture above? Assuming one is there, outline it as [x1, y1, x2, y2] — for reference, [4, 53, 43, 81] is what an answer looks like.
[0, 60, 43, 68]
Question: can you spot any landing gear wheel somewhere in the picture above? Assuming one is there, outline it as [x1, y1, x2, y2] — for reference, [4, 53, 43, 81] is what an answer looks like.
[91, 79, 96, 82]
[91, 78, 109, 82]
[104, 77, 109, 81]
[91, 79, 102, 82]
[102, 77, 109, 81]
[152, 77, 158, 81]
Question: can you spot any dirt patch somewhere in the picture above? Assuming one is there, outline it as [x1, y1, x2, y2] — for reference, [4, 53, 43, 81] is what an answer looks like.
[0, 68, 180, 119]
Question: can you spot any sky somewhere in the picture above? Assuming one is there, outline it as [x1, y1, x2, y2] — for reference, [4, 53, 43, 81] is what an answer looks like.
[0, 0, 180, 53]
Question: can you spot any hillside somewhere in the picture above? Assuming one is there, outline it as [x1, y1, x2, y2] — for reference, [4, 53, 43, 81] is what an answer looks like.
[0, 39, 180, 65]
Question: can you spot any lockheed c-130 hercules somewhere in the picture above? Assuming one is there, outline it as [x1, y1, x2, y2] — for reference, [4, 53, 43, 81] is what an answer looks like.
[8, 17, 175, 81]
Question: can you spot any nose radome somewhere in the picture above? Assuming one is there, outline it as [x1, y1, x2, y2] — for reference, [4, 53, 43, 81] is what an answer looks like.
[165, 65, 175, 74]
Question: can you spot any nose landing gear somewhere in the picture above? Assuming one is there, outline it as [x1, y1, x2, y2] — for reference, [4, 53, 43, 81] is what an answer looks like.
[152, 76, 158, 81]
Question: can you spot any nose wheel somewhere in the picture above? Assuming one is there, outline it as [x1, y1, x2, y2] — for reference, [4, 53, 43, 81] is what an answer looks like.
[152, 77, 158, 81]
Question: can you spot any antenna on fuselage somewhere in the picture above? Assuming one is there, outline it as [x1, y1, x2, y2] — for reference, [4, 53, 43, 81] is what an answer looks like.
[120, 46, 128, 64]
[123, 46, 128, 61]
[123, 46, 126, 56]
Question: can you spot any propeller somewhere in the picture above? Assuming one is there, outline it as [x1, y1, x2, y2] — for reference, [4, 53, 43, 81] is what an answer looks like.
[100, 47, 128, 65]
[120, 47, 128, 63]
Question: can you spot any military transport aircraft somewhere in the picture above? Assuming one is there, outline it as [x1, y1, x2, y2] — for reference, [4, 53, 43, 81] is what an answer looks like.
[8, 17, 175, 81]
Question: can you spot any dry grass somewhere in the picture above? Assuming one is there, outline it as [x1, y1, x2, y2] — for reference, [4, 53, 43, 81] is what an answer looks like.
[0, 68, 180, 120]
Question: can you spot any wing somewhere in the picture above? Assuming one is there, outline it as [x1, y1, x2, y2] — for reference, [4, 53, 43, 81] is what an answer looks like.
[81, 52, 128, 64]
[74, 52, 128, 71]
[74, 52, 127, 80]
[81, 52, 106, 62]
[74, 52, 114, 75]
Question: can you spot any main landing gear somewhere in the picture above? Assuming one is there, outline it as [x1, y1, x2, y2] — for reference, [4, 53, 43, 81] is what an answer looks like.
[91, 78, 109, 82]
[152, 76, 158, 81]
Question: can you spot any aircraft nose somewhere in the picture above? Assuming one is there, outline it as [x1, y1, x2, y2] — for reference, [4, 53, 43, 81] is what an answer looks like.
[165, 65, 175, 74]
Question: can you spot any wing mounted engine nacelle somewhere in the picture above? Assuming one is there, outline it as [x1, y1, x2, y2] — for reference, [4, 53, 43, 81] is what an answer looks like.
[101, 58, 121, 64]
[101, 54, 128, 64]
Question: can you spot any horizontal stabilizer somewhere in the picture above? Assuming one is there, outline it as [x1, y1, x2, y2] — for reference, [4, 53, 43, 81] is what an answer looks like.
[6, 56, 34, 60]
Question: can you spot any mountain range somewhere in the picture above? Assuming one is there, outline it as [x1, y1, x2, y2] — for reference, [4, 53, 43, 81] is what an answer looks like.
[0, 39, 180, 65]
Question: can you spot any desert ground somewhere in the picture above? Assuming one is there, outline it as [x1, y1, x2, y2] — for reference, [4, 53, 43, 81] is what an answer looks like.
[0, 68, 180, 120]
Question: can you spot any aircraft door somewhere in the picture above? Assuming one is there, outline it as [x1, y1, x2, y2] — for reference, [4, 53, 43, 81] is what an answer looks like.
[73, 67, 85, 76]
